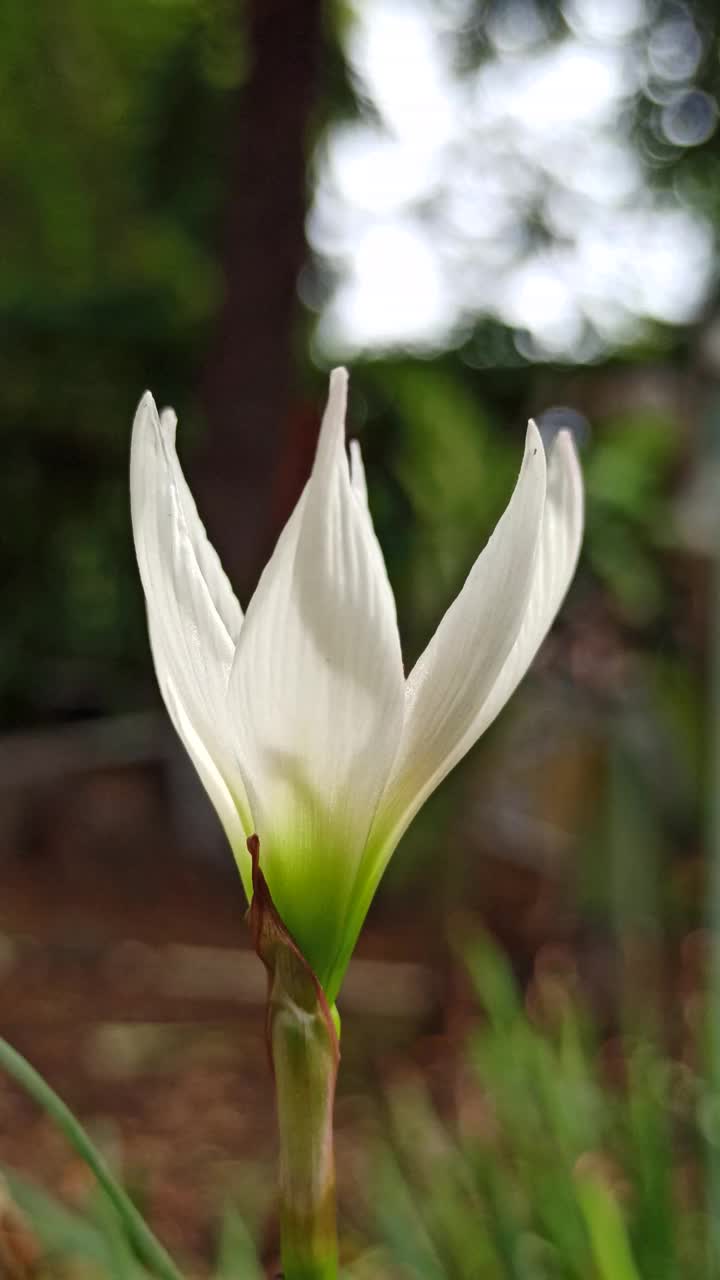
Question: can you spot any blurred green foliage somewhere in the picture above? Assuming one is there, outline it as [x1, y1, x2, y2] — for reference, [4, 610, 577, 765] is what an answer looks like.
[584, 411, 681, 624]
[369, 936, 713, 1278]
[0, 0, 247, 726]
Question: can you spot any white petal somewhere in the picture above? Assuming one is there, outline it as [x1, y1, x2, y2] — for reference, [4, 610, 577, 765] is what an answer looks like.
[350, 438, 369, 508]
[369, 422, 548, 861]
[159, 409, 243, 643]
[349, 435, 393, 584]
[469, 427, 583, 736]
[131, 393, 252, 843]
[228, 368, 405, 988]
[150, 620, 247, 872]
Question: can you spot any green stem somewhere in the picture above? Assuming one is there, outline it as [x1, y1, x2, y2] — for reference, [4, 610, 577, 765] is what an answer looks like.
[0, 1037, 184, 1280]
[270, 967, 339, 1280]
[246, 835, 339, 1280]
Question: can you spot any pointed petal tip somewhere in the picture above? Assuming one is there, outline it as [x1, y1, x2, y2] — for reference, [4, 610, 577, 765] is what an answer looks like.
[131, 395, 159, 476]
[522, 420, 547, 485]
[330, 365, 349, 389]
[547, 428, 584, 530]
[314, 367, 349, 469]
[159, 407, 178, 444]
[132, 394, 160, 455]
[525, 418, 543, 453]
[349, 437, 369, 508]
[550, 426, 581, 464]
[546, 426, 583, 482]
[327, 366, 349, 419]
[136, 390, 157, 418]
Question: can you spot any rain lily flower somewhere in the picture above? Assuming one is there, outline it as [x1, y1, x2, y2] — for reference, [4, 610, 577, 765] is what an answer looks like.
[131, 369, 583, 1004]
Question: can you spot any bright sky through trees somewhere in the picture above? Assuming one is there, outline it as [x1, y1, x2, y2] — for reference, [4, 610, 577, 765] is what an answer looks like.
[310, 0, 717, 360]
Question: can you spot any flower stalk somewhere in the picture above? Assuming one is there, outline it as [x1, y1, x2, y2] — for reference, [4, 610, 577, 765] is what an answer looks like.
[271, 974, 338, 1279]
[247, 837, 339, 1280]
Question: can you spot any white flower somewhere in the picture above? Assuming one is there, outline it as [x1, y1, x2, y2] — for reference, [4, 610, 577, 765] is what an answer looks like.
[130, 368, 583, 1001]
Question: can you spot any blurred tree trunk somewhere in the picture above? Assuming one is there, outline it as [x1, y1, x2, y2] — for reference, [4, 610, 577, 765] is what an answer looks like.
[199, 0, 323, 601]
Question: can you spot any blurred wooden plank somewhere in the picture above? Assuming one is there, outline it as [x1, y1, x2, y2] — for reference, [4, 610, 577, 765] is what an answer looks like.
[0, 937, 437, 1027]
[0, 714, 167, 787]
